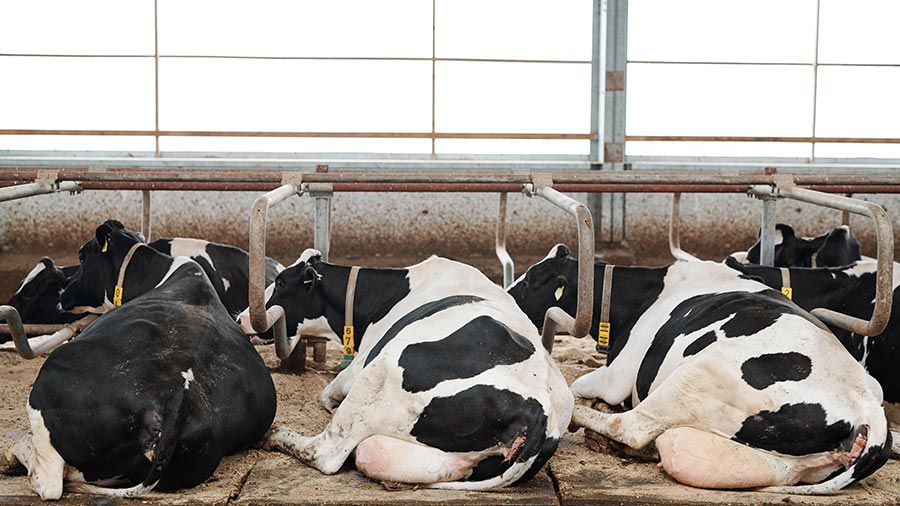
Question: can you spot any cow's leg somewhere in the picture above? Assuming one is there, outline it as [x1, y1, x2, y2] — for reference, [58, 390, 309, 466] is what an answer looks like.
[571, 365, 709, 449]
[354, 435, 481, 483]
[270, 364, 392, 473]
[570, 365, 634, 407]
[26, 407, 66, 501]
[320, 368, 356, 412]
[4, 435, 34, 473]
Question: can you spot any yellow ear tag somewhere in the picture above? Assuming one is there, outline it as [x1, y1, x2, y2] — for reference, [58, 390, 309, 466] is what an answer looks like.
[101, 239, 108, 253]
[554, 286, 564, 301]
[113, 285, 123, 306]
[781, 287, 793, 299]
[597, 321, 611, 350]
[340, 326, 355, 370]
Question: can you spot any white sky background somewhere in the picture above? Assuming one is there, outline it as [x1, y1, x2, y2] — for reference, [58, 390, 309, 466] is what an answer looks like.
[0, 0, 897, 158]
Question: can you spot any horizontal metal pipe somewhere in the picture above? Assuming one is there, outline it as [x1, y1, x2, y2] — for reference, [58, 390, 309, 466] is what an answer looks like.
[627, 135, 900, 144]
[0, 129, 593, 140]
[6, 180, 900, 194]
[0, 181, 80, 202]
[3, 168, 900, 186]
[25, 170, 900, 186]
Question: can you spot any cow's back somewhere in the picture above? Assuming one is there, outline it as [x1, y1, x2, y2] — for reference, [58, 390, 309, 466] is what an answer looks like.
[29, 265, 276, 489]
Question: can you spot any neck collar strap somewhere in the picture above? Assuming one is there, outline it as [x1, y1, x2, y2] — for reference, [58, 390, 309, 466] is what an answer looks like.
[597, 264, 614, 352]
[341, 266, 361, 369]
[780, 267, 792, 299]
[114, 242, 144, 307]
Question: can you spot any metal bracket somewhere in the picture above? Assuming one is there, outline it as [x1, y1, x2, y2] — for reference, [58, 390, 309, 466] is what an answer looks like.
[281, 171, 304, 187]
[749, 185, 894, 336]
[35, 169, 58, 186]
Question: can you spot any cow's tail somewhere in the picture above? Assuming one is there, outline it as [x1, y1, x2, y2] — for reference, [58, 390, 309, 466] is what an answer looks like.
[758, 407, 891, 495]
[68, 389, 185, 498]
[423, 458, 536, 491]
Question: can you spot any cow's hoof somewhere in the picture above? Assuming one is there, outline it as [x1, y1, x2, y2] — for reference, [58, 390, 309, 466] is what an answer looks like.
[584, 428, 659, 462]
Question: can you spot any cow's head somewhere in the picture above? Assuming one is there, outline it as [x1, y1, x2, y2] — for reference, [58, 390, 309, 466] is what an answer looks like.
[3, 258, 80, 325]
[237, 249, 339, 342]
[507, 244, 579, 332]
[746, 224, 826, 267]
[59, 220, 144, 314]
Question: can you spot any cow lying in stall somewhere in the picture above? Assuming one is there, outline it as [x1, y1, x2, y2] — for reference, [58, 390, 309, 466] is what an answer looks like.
[508, 244, 890, 494]
[148, 237, 284, 318]
[723, 256, 900, 452]
[742, 224, 862, 267]
[1, 230, 284, 347]
[237, 249, 573, 489]
[2, 258, 81, 333]
[3, 220, 277, 500]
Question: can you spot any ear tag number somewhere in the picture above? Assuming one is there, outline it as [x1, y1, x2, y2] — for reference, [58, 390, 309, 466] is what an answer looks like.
[340, 326, 355, 370]
[113, 285, 124, 307]
[554, 286, 564, 301]
[597, 322, 611, 351]
[781, 287, 793, 299]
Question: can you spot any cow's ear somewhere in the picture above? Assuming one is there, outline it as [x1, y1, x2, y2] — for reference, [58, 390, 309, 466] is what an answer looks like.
[95, 223, 113, 253]
[806, 233, 828, 254]
[302, 265, 322, 292]
[553, 244, 570, 258]
[554, 275, 570, 301]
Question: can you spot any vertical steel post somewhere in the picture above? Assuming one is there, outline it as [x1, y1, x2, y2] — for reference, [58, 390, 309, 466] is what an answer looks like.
[759, 195, 777, 267]
[309, 183, 333, 262]
[141, 190, 152, 242]
[496, 193, 515, 288]
[589, 0, 628, 250]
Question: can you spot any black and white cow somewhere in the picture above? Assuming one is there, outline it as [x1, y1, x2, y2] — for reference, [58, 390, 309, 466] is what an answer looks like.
[744, 224, 862, 267]
[723, 257, 900, 448]
[4, 220, 277, 500]
[149, 237, 284, 318]
[508, 244, 890, 494]
[237, 249, 573, 489]
[2, 258, 81, 337]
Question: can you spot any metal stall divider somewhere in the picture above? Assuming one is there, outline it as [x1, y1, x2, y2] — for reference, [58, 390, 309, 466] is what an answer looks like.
[750, 180, 894, 337]
[524, 177, 595, 353]
[495, 192, 515, 289]
[248, 178, 303, 370]
[667, 176, 894, 338]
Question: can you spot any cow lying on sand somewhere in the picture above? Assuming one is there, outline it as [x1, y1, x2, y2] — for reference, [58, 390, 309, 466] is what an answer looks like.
[2, 258, 81, 334]
[238, 249, 573, 489]
[4, 220, 276, 500]
[508, 244, 890, 494]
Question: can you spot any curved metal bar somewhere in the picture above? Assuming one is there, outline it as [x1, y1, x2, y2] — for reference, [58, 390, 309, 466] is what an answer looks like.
[0, 181, 80, 202]
[750, 184, 894, 336]
[248, 183, 301, 339]
[668, 193, 701, 262]
[0, 306, 97, 358]
[495, 193, 515, 288]
[525, 184, 595, 352]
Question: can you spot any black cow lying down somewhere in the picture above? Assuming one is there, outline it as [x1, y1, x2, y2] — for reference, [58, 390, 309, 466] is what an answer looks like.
[508, 245, 890, 494]
[2, 258, 81, 333]
[2, 234, 283, 341]
[237, 249, 573, 489]
[724, 257, 900, 451]
[743, 224, 862, 267]
[3, 220, 276, 500]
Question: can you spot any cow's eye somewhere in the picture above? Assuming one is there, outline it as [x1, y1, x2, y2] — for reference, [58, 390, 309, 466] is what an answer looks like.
[275, 278, 285, 289]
